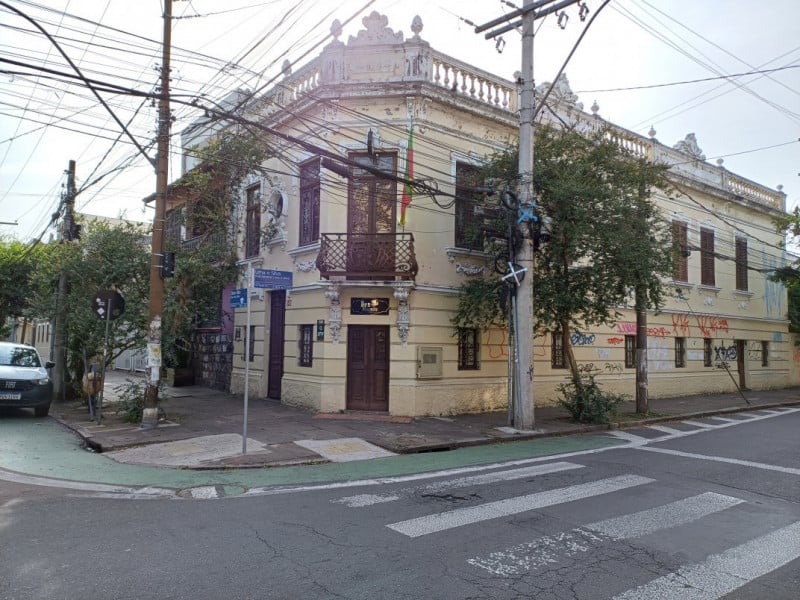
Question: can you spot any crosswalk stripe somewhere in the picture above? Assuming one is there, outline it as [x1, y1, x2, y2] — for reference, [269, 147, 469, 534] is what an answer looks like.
[587, 492, 744, 539]
[647, 424, 686, 435]
[468, 492, 743, 576]
[638, 446, 800, 476]
[613, 520, 800, 600]
[333, 461, 584, 508]
[607, 431, 651, 442]
[387, 474, 654, 538]
[682, 420, 717, 429]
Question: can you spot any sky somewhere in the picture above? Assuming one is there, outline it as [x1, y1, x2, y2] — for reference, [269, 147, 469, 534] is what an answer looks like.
[1, 0, 798, 243]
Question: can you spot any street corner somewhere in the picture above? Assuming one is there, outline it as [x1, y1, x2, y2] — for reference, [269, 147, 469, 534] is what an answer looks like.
[103, 434, 271, 468]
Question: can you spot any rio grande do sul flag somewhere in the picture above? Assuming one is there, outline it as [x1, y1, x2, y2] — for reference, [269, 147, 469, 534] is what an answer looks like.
[400, 125, 413, 226]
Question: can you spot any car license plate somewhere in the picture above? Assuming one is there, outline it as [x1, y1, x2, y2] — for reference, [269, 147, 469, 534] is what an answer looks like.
[0, 392, 22, 400]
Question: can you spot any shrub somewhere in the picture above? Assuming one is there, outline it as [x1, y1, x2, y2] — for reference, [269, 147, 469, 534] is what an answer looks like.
[113, 378, 167, 423]
[557, 375, 627, 424]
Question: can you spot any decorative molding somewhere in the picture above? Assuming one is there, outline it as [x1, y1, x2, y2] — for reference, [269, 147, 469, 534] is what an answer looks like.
[324, 284, 342, 344]
[393, 285, 413, 346]
[535, 74, 583, 110]
[673, 133, 706, 161]
[445, 246, 488, 263]
[347, 11, 404, 46]
[289, 242, 321, 261]
[455, 262, 485, 277]
[295, 260, 317, 273]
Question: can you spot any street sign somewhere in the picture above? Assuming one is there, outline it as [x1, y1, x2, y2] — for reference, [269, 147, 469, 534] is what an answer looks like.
[230, 288, 248, 308]
[254, 269, 293, 290]
[92, 290, 125, 320]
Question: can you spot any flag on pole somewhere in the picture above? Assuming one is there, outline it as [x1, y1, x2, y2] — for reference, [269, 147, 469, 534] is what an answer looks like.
[399, 125, 414, 227]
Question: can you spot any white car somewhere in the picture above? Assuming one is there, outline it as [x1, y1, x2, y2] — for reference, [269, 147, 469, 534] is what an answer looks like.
[0, 342, 54, 417]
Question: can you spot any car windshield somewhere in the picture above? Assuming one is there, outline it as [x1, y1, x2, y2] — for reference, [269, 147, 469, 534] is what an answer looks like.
[0, 346, 42, 368]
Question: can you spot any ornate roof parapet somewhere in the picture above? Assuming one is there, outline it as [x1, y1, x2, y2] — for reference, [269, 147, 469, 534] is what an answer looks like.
[673, 133, 706, 161]
[347, 11, 405, 45]
[535, 74, 584, 111]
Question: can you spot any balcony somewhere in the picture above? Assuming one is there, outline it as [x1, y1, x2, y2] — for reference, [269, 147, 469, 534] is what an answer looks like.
[316, 233, 418, 280]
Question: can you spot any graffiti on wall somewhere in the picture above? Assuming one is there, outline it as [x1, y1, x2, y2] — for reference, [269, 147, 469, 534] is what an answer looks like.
[672, 314, 691, 336]
[484, 325, 509, 359]
[570, 332, 596, 346]
[607, 337, 624, 345]
[714, 345, 737, 361]
[696, 316, 729, 337]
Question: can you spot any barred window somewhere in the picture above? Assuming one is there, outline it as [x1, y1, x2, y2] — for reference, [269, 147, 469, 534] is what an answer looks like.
[624, 335, 636, 369]
[704, 338, 713, 367]
[551, 331, 566, 369]
[761, 341, 769, 367]
[242, 325, 255, 362]
[298, 325, 314, 368]
[457, 328, 480, 370]
[675, 337, 686, 368]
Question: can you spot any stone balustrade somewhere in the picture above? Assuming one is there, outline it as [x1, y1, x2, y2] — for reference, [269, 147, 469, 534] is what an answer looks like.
[429, 51, 517, 112]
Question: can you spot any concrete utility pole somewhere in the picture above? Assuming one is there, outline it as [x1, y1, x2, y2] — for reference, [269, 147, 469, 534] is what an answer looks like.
[143, 0, 172, 428]
[52, 159, 76, 403]
[477, 0, 583, 430]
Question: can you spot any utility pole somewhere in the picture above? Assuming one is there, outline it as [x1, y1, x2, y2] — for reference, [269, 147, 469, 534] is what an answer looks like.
[52, 159, 76, 403]
[143, 0, 172, 428]
[477, 0, 583, 430]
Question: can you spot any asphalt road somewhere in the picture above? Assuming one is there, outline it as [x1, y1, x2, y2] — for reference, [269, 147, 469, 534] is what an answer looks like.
[2, 408, 799, 599]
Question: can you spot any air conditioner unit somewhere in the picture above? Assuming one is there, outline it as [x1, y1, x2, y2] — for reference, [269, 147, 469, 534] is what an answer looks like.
[417, 346, 443, 379]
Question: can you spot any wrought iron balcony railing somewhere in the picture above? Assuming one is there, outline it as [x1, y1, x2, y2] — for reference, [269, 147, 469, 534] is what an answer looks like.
[316, 232, 418, 280]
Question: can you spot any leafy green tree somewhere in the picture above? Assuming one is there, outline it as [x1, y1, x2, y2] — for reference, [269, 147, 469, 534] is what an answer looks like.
[453, 124, 674, 381]
[161, 131, 271, 368]
[0, 238, 46, 336]
[27, 220, 150, 393]
[770, 207, 800, 333]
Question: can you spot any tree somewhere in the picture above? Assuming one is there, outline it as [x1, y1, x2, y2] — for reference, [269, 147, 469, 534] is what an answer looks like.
[453, 124, 674, 412]
[27, 220, 150, 395]
[0, 239, 45, 336]
[160, 131, 271, 370]
[770, 207, 800, 333]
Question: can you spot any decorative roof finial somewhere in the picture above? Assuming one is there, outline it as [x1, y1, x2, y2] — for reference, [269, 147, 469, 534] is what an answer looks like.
[331, 19, 342, 40]
[648, 125, 656, 139]
[411, 15, 423, 39]
[281, 59, 292, 77]
[590, 99, 599, 115]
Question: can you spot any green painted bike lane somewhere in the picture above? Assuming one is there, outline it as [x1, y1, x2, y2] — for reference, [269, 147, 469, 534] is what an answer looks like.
[0, 418, 625, 493]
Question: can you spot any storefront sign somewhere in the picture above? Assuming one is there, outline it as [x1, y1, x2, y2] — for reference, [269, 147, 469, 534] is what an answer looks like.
[350, 297, 390, 315]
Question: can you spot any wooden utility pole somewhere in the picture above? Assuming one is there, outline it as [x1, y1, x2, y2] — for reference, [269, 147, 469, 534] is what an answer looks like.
[52, 159, 76, 403]
[143, 0, 172, 427]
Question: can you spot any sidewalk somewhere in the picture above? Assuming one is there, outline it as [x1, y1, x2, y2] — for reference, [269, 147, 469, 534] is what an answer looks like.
[50, 369, 800, 470]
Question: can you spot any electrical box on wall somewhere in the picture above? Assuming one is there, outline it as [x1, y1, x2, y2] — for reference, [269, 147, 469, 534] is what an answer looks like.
[417, 346, 443, 379]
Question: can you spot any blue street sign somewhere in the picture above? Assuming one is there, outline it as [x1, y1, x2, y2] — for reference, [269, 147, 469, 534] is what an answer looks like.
[254, 269, 293, 290]
[230, 288, 248, 308]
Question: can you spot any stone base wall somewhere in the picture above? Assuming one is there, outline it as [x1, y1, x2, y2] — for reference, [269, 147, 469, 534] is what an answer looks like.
[194, 332, 232, 392]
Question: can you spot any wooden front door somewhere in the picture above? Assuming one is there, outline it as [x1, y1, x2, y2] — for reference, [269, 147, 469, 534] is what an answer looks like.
[347, 153, 396, 278]
[267, 290, 286, 399]
[346, 325, 390, 411]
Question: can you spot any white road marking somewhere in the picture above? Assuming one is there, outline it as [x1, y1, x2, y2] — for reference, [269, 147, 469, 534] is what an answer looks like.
[468, 492, 744, 575]
[189, 486, 220, 499]
[682, 420, 717, 429]
[613, 520, 800, 600]
[0, 467, 174, 497]
[333, 462, 584, 508]
[387, 474, 654, 538]
[607, 431, 654, 442]
[647, 424, 687, 435]
[637, 446, 800, 476]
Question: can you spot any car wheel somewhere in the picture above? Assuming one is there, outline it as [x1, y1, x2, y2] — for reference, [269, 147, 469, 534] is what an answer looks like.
[34, 404, 50, 417]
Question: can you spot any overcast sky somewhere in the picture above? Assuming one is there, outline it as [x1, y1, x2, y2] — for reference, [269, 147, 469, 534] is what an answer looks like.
[1, 0, 798, 243]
